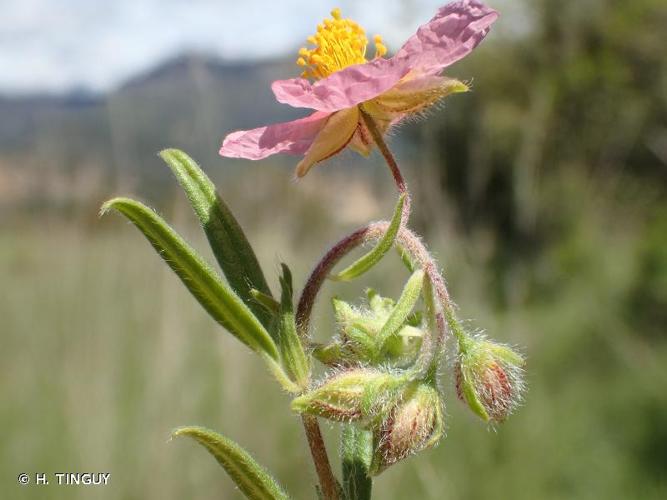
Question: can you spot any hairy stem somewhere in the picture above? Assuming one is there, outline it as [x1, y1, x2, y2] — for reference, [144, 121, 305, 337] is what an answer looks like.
[297, 222, 453, 372]
[298, 113, 414, 336]
[297, 226, 372, 337]
[296, 113, 441, 498]
[302, 415, 340, 500]
[360, 108, 411, 224]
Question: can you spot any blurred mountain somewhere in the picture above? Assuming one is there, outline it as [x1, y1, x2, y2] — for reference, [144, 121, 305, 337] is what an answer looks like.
[0, 53, 306, 209]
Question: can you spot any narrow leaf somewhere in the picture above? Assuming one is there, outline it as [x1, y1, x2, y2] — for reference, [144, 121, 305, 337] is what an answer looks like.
[250, 288, 280, 314]
[278, 264, 310, 388]
[375, 269, 425, 356]
[173, 426, 291, 500]
[341, 425, 373, 500]
[101, 197, 278, 360]
[396, 244, 416, 273]
[160, 149, 273, 327]
[332, 194, 405, 281]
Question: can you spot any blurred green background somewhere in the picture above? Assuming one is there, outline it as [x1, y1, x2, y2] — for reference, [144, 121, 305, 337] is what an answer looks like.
[2, 0, 666, 498]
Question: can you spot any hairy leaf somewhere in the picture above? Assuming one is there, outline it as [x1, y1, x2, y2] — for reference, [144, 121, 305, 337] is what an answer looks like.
[173, 426, 291, 500]
[332, 194, 406, 281]
[101, 197, 278, 360]
[277, 264, 310, 388]
[376, 269, 425, 356]
[160, 149, 273, 328]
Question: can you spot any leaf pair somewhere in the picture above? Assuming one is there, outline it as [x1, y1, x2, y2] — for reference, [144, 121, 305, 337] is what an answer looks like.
[101, 150, 303, 390]
[100, 197, 278, 360]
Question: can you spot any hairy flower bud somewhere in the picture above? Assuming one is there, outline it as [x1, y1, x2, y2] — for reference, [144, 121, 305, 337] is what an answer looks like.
[455, 337, 525, 423]
[291, 368, 406, 423]
[371, 383, 444, 475]
[312, 289, 424, 368]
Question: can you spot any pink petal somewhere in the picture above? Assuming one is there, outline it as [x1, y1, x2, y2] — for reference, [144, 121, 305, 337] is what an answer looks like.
[219, 111, 331, 160]
[395, 0, 499, 75]
[271, 0, 498, 113]
[271, 57, 411, 113]
[295, 107, 360, 177]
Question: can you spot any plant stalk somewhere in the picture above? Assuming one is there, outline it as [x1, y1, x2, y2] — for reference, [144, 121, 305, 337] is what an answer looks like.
[301, 415, 340, 500]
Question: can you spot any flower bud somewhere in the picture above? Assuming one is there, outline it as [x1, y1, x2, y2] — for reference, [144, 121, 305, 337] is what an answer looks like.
[312, 291, 424, 367]
[371, 383, 444, 474]
[455, 337, 525, 423]
[291, 368, 406, 423]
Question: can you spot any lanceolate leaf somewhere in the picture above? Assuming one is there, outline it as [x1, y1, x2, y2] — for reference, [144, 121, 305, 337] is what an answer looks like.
[375, 269, 424, 356]
[332, 194, 406, 282]
[173, 427, 291, 500]
[277, 264, 310, 388]
[159, 149, 273, 328]
[101, 197, 278, 360]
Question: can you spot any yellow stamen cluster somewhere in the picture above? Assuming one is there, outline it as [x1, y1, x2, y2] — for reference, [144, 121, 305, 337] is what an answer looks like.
[296, 8, 388, 80]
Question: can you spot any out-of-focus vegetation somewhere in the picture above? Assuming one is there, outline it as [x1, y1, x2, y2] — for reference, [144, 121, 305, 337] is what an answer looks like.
[2, 0, 666, 498]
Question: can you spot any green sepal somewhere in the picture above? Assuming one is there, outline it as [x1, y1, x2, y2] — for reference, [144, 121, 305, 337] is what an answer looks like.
[100, 197, 279, 360]
[331, 194, 406, 281]
[459, 372, 490, 421]
[277, 264, 310, 388]
[172, 426, 291, 500]
[375, 269, 425, 357]
[159, 149, 273, 328]
[486, 342, 526, 367]
[341, 425, 373, 500]
[311, 341, 345, 366]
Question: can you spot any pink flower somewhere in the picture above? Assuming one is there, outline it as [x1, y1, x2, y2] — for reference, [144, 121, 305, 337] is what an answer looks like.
[220, 1, 498, 177]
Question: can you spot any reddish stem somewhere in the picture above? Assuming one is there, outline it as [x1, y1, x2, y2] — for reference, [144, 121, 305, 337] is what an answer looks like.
[302, 415, 340, 500]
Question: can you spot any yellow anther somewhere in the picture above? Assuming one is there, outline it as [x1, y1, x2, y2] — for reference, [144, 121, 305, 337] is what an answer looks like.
[297, 57, 307, 66]
[296, 8, 381, 80]
[373, 35, 388, 58]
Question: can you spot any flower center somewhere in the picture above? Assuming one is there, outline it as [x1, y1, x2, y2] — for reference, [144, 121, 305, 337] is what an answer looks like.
[296, 8, 387, 80]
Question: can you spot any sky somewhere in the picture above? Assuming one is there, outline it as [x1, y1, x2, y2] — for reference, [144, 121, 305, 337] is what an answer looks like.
[0, 0, 521, 95]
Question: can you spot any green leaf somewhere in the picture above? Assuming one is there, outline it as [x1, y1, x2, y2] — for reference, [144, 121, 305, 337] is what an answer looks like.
[396, 244, 416, 273]
[311, 341, 344, 366]
[100, 197, 278, 360]
[159, 149, 273, 328]
[277, 264, 310, 388]
[375, 269, 424, 357]
[250, 288, 280, 314]
[341, 425, 373, 500]
[331, 194, 406, 281]
[173, 426, 291, 500]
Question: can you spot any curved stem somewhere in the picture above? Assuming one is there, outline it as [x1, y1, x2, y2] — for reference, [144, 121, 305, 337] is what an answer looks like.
[298, 112, 414, 335]
[297, 222, 453, 361]
[302, 415, 340, 500]
[297, 226, 372, 336]
[296, 113, 427, 497]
